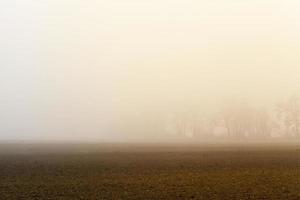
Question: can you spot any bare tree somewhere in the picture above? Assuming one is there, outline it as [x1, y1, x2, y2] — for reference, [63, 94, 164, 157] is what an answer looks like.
[251, 108, 271, 138]
[220, 102, 272, 139]
[220, 102, 251, 138]
[276, 96, 300, 137]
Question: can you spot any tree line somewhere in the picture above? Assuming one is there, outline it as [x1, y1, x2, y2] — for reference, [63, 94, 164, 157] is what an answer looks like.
[163, 96, 300, 139]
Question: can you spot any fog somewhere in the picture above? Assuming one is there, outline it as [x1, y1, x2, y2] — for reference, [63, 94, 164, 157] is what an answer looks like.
[1, 0, 300, 142]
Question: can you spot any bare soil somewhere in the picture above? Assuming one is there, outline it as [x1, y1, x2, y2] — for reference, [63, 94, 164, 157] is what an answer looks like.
[1, 143, 300, 199]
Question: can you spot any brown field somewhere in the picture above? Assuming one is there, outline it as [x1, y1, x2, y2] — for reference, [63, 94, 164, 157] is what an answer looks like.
[1, 143, 300, 199]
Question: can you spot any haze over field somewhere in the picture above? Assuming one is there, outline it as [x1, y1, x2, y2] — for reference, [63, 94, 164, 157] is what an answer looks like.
[1, 0, 300, 141]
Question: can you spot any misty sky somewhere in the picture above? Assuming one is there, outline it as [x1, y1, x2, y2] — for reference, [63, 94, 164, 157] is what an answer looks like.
[1, 0, 300, 141]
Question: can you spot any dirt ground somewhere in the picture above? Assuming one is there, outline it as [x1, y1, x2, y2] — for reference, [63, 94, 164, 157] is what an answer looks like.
[1, 143, 300, 199]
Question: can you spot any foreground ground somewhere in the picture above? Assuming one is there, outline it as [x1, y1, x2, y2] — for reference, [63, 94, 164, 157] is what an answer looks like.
[1, 143, 300, 199]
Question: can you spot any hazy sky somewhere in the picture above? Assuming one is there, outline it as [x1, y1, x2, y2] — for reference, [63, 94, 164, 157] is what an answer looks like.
[1, 0, 300, 141]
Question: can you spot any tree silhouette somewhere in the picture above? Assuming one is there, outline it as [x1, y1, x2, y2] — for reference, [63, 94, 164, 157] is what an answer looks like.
[276, 96, 300, 137]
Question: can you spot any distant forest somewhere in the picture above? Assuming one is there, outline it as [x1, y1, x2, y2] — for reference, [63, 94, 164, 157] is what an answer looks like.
[122, 96, 300, 140]
[162, 96, 300, 140]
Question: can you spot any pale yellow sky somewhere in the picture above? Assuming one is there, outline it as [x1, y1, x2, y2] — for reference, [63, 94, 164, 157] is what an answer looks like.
[43, 0, 300, 109]
[1, 0, 300, 140]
